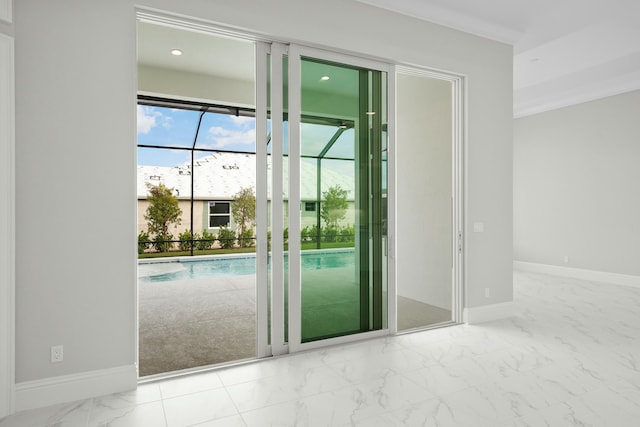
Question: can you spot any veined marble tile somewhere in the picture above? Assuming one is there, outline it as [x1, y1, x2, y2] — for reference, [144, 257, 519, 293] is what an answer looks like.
[0, 400, 91, 427]
[386, 396, 506, 427]
[514, 382, 640, 427]
[430, 379, 551, 423]
[338, 411, 405, 427]
[191, 414, 247, 427]
[471, 342, 556, 379]
[158, 370, 224, 399]
[242, 374, 429, 426]
[217, 349, 340, 387]
[402, 362, 490, 397]
[549, 338, 636, 385]
[91, 383, 161, 410]
[88, 401, 166, 427]
[326, 347, 439, 384]
[163, 388, 237, 427]
[225, 364, 351, 412]
[240, 372, 433, 426]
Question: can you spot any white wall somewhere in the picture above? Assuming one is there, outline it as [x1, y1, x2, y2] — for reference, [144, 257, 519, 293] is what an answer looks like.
[15, 1, 137, 383]
[13, 0, 512, 401]
[396, 74, 452, 310]
[514, 91, 640, 276]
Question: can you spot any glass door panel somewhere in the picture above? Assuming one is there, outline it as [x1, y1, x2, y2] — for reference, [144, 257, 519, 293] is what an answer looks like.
[295, 54, 388, 343]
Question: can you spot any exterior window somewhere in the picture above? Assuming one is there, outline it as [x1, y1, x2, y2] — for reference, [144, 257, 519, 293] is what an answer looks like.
[305, 202, 316, 212]
[209, 201, 230, 228]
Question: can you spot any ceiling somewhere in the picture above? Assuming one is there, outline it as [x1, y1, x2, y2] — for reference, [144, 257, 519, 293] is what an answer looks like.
[139, 1, 640, 117]
[138, 22, 361, 102]
[137, 22, 255, 82]
[357, 0, 640, 117]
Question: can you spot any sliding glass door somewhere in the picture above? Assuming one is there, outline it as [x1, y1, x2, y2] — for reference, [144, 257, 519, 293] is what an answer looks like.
[263, 45, 391, 352]
[137, 15, 461, 375]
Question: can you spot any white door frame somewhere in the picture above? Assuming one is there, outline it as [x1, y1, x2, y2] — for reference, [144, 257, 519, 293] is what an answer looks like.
[0, 32, 16, 418]
[255, 41, 270, 358]
[394, 65, 466, 328]
[256, 41, 290, 357]
[268, 42, 289, 356]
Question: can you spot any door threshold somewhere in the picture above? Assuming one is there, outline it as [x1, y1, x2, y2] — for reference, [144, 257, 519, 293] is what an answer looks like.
[137, 356, 262, 384]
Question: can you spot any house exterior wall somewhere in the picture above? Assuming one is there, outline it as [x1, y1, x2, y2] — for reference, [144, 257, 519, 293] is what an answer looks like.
[137, 199, 356, 244]
[137, 199, 210, 240]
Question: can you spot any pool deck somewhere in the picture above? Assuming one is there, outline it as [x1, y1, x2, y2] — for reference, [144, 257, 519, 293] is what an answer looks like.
[138, 274, 256, 377]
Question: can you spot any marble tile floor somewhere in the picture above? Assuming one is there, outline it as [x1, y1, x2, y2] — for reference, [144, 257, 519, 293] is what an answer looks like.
[2, 270, 640, 426]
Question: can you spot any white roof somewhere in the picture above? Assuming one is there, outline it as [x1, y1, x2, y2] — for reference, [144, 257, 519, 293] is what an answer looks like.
[137, 152, 355, 200]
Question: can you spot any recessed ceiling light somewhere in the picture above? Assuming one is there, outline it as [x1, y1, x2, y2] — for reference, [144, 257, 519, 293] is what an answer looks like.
[320, 76, 330, 81]
[170, 49, 183, 56]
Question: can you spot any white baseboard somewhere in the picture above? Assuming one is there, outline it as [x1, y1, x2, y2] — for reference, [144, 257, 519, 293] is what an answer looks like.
[463, 301, 514, 324]
[514, 261, 640, 289]
[15, 364, 137, 412]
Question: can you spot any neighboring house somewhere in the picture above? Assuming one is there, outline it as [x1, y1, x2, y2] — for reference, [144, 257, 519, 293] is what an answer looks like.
[137, 151, 357, 238]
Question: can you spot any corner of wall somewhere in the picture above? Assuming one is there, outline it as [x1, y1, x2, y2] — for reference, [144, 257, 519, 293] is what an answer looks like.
[463, 301, 515, 324]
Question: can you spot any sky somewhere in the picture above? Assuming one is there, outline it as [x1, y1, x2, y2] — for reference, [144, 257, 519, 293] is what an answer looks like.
[136, 104, 360, 178]
[137, 105, 257, 166]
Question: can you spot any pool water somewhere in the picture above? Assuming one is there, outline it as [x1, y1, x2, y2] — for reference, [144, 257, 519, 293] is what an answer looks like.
[139, 250, 355, 282]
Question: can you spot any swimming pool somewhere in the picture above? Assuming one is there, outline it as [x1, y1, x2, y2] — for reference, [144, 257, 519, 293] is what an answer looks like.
[138, 249, 355, 282]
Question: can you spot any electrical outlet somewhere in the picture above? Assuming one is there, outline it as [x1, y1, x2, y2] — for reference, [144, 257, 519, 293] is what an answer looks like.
[484, 287, 490, 298]
[563, 255, 570, 264]
[51, 345, 63, 363]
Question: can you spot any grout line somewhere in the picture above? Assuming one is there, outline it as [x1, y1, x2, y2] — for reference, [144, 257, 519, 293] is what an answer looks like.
[160, 399, 170, 427]
[83, 398, 94, 427]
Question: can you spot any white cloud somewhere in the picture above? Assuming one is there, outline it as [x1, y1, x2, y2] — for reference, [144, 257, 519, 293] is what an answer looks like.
[207, 126, 256, 148]
[229, 115, 255, 127]
[161, 116, 173, 129]
[137, 105, 161, 134]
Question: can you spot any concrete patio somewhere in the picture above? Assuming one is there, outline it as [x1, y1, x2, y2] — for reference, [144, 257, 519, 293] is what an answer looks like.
[138, 274, 257, 377]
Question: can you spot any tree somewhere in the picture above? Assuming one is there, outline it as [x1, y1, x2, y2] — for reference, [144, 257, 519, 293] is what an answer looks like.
[231, 187, 256, 244]
[321, 185, 348, 229]
[144, 183, 182, 252]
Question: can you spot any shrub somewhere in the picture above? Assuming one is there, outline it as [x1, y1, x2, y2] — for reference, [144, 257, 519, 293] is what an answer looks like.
[196, 229, 215, 251]
[322, 225, 339, 243]
[137, 230, 150, 254]
[283, 227, 289, 245]
[153, 232, 174, 252]
[178, 230, 196, 251]
[239, 228, 255, 248]
[301, 225, 319, 243]
[217, 226, 236, 249]
[338, 225, 355, 242]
